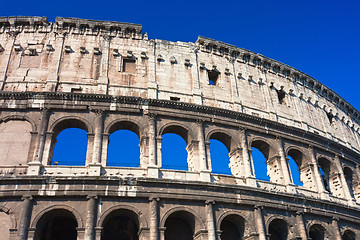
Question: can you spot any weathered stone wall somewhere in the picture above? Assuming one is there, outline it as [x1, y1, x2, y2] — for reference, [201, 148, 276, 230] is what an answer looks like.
[0, 16, 359, 240]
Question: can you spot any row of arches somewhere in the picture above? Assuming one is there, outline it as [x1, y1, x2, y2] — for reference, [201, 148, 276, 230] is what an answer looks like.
[31, 207, 356, 240]
[1, 115, 359, 201]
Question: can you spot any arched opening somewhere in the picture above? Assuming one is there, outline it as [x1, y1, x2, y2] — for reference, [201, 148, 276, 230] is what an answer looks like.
[34, 209, 78, 240]
[268, 219, 288, 240]
[107, 121, 140, 167]
[343, 167, 355, 198]
[220, 214, 244, 240]
[309, 224, 325, 240]
[342, 230, 355, 240]
[101, 209, 139, 240]
[165, 211, 195, 240]
[287, 149, 303, 186]
[0, 120, 32, 165]
[251, 140, 273, 181]
[209, 132, 232, 175]
[50, 119, 89, 166]
[318, 158, 331, 193]
[0, 211, 11, 239]
[161, 125, 189, 171]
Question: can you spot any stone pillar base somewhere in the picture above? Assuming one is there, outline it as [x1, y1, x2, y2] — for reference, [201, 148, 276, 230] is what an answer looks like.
[286, 184, 297, 194]
[147, 166, 160, 178]
[88, 163, 102, 176]
[27, 162, 42, 176]
[200, 171, 211, 182]
[245, 177, 257, 188]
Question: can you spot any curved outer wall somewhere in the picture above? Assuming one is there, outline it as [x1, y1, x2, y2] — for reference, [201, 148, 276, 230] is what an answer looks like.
[0, 16, 359, 240]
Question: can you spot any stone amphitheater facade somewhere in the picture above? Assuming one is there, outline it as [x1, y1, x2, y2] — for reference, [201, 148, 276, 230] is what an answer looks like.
[0, 16, 359, 240]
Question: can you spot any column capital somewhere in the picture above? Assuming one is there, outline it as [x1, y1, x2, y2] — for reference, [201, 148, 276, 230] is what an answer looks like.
[332, 217, 339, 222]
[40, 107, 51, 114]
[254, 205, 263, 210]
[149, 197, 160, 202]
[196, 119, 205, 125]
[87, 195, 98, 200]
[205, 200, 215, 205]
[21, 195, 33, 201]
[90, 108, 105, 116]
[295, 211, 304, 216]
[238, 127, 247, 133]
[147, 113, 157, 120]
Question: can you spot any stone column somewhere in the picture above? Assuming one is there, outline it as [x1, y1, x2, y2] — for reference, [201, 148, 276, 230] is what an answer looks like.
[308, 146, 327, 198]
[17, 195, 33, 240]
[149, 197, 160, 240]
[334, 155, 354, 202]
[84, 195, 98, 240]
[253, 206, 266, 240]
[239, 128, 257, 187]
[205, 200, 216, 240]
[147, 114, 159, 177]
[89, 109, 104, 176]
[28, 108, 51, 175]
[159, 227, 166, 240]
[276, 137, 292, 185]
[295, 211, 308, 240]
[197, 120, 210, 181]
[331, 218, 342, 240]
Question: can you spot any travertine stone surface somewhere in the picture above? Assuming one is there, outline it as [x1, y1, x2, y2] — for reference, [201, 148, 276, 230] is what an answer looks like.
[0, 17, 359, 240]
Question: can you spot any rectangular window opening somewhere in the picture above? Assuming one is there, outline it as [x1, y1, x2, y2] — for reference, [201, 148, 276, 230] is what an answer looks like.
[170, 97, 180, 101]
[122, 58, 136, 73]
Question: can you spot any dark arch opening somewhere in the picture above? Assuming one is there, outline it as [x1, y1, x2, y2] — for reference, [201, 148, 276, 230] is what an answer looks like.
[209, 132, 232, 175]
[51, 128, 88, 166]
[309, 224, 325, 240]
[251, 141, 270, 181]
[34, 209, 78, 240]
[165, 211, 195, 240]
[343, 167, 355, 198]
[220, 214, 244, 240]
[107, 130, 140, 167]
[318, 158, 331, 193]
[268, 219, 288, 240]
[161, 129, 188, 170]
[101, 209, 139, 240]
[343, 230, 355, 240]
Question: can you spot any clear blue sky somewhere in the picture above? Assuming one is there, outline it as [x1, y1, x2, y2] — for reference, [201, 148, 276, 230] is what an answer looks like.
[4, 0, 358, 183]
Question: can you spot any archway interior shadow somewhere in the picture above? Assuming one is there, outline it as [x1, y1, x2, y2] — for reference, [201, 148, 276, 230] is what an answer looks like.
[165, 211, 195, 240]
[107, 129, 140, 167]
[268, 219, 288, 240]
[51, 128, 88, 166]
[220, 214, 244, 240]
[101, 209, 139, 240]
[34, 209, 78, 240]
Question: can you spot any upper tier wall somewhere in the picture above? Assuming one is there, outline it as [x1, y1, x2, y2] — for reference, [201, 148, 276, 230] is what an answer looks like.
[0, 16, 359, 154]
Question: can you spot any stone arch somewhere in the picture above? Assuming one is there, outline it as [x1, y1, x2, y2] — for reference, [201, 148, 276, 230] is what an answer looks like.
[0, 117, 34, 166]
[30, 205, 84, 229]
[105, 119, 143, 138]
[308, 223, 327, 240]
[206, 129, 239, 152]
[1, 114, 37, 132]
[343, 166, 356, 199]
[265, 215, 290, 231]
[97, 204, 148, 229]
[158, 122, 195, 145]
[267, 217, 289, 240]
[317, 156, 340, 196]
[48, 116, 93, 135]
[160, 206, 206, 233]
[32, 207, 81, 240]
[285, 147, 309, 187]
[217, 211, 246, 240]
[249, 137, 277, 160]
[342, 229, 356, 240]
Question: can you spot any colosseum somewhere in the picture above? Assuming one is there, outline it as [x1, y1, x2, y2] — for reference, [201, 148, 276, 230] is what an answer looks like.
[0, 16, 359, 240]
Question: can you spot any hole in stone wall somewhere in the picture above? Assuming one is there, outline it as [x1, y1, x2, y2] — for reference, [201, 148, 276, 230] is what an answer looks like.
[122, 58, 136, 73]
[107, 130, 140, 167]
[208, 70, 219, 85]
[209, 139, 231, 175]
[220, 214, 245, 240]
[342, 230, 356, 240]
[276, 87, 286, 104]
[170, 97, 180, 101]
[343, 167, 355, 198]
[165, 211, 195, 240]
[101, 209, 139, 240]
[51, 128, 87, 166]
[161, 133, 188, 171]
[318, 159, 331, 193]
